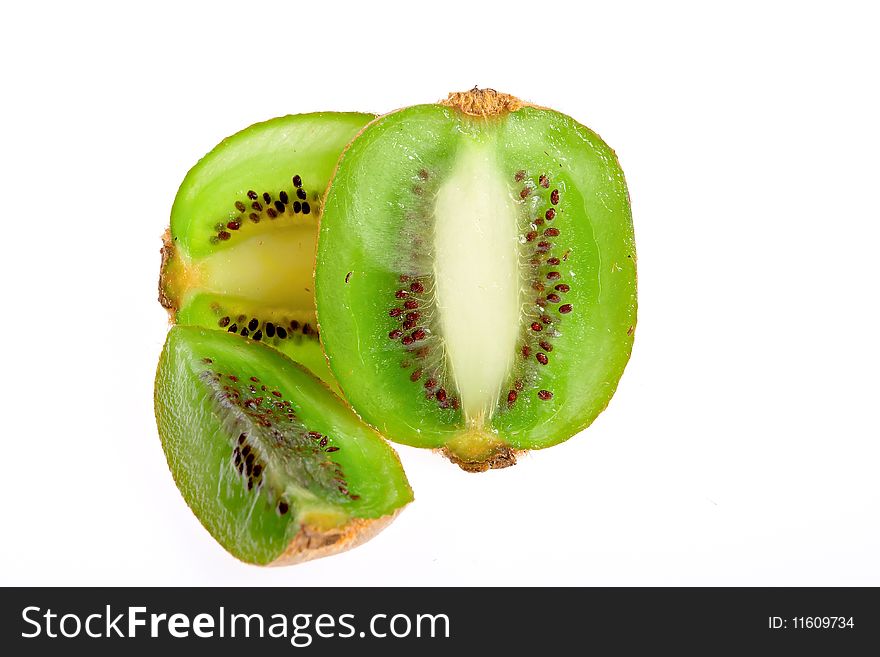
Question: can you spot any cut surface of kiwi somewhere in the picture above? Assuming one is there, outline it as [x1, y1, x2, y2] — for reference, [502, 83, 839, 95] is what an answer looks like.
[316, 89, 637, 472]
[155, 326, 413, 565]
[160, 112, 374, 389]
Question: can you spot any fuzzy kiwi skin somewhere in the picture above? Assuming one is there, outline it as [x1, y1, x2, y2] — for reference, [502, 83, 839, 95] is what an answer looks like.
[154, 326, 413, 565]
[315, 90, 636, 470]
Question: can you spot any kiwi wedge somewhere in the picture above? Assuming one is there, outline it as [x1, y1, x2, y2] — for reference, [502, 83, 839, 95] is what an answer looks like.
[160, 112, 373, 389]
[316, 89, 637, 472]
[155, 326, 413, 565]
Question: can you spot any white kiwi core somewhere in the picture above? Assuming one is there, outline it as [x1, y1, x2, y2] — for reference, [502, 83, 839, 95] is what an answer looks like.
[198, 226, 317, 312]
[432, 141, 521, 426]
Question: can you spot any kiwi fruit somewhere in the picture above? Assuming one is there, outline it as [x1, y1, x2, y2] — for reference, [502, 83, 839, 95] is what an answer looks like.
[155, 325, 413, 565]
[155, 112, 414, 565]
[315, 89, 637, 472]
[159, 112, 374, 390]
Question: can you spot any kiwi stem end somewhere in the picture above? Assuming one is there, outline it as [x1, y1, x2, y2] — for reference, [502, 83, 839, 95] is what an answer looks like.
[159, 228, 201, 321]
[440, 430, 520, 472]
[440, 87, 523, 118]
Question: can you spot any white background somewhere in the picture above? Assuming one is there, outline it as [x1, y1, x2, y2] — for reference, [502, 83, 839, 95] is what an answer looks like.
[1, 1, 877, 586]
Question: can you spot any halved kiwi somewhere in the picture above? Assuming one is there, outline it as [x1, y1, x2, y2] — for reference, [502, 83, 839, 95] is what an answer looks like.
[155, 326, 413, 565]
[160, 112, 374, 389]
[316, 89, 637, 472]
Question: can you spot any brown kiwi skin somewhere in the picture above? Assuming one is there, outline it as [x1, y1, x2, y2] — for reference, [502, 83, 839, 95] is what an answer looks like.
[268, 511, 401, 566]
[440, 445, 519, 473]
[158, 229, 178, 320]
[315, 88, 564, 473]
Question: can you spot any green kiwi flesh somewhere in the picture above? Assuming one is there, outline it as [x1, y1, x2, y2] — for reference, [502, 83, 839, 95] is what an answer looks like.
[160, 112, 374, 390]
[316, 89, 637, 471]
[155, 326, 413, 565]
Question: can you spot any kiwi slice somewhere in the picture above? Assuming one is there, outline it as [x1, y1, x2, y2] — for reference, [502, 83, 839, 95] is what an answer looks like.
[316, 89, 637, 472]
[160, 112, 374, 389]
[155, 325, 413, 565]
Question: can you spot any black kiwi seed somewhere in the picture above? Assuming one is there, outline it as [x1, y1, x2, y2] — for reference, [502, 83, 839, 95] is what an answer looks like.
[266, 208, 278, 219]
[292, 174, 302, 188]
[241, 327, 250, 337]
[296, 188, 307, 201]
[265, 323, 276, 338]
[293, 201, 302, 213]
[302, 202, 311, 214]
[249, 212, 260, 223]
[228, 323, 238, 333]
[279, 190, 289, 204]
[248, 318, 259, 331]
[277, 500, 289, 515]
[274, 200, 285, 213]
[276, 326, 287, 339]
[262, 192, 271, 204]
[247, 190, 258, 200]
[235, 201, 246, 212]
[253, 330, 263, 341]
[218, 316, 230, 327]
